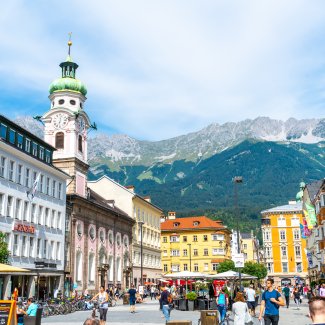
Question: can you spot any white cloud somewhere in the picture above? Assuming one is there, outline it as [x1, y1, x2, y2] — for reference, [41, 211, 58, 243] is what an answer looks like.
[0, 0, 325, 140]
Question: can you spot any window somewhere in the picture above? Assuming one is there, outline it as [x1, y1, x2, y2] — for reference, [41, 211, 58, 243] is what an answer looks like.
[78, 135, 83, 152]
[264, 230, 271, 241]
[51, 210, 56, 228]
[296, 262, 302, 273]
[52, 180, 56, 197]
[13, 235, 19, 256]
[193, 235, 197, 242]
[31, 204, 36, 223]
[17, 164, 22, 184]
[58, 183, 62, 199]
[162, 237, 167, 243]
[163, 250, 167, 256]
[173, 222, 180, 227]
[212, 263, 218, 271]
[183, 264, 188, 271]
[37, 239, 41, 258]
[193, 249, 198, 256]
[23, 201, 29, 221]
[204, 248, 209, 256]
[278, 216, 286, 227]
[8, 161, 14, 181]
[29, 237, 34, 257]
[291, 216, 300, 226]
[45, 150, 51, 164]
[0, 157, 6, 177]
[32, 142, 38, 156]
[204, 263, 209, 271]
[171, 250, 180, 256]
[243, 244, 247, 250]
[39, 175, 44, 192]
[44, 240, 47, 258]
[295, 246, 301, 258]
[281, 246, 287, 258]
[194, 264, 198, 272]
[15, 199, 21, 219]
[203, 235, 208, 242]
[55, 132, 64, 149]
[57, 212, 61, 229]
[46, 177, 50, 195]
[171, 264, 180, 272]
[265, 247, 271, 258]
[25, 168, 30, 187]
[183, 236, 187, 242]
[25, 138, 31, 153]
[293, 229, 300, 240]
[170, 236, 179, 242]
[0, 193, 3, 215]
[266, 263, 273, 273]
[0, 123, 7, 139]
[163, 264, 168, 272]
[39, 146, 44, 160]
[45, 208, 50, 227]
[280, 230, 286, 240]
[17, 134, 23, 149]
[282, 262, 288, 273]
[38, 206, 43, 224]
[22, 236, 27, 257]
[58, 99, 65, 105]
[212, 248, 219, 255]
[6, 196, 13, 217]
[183, 249, 188, 256]
[56, 242, 60, 260]
[9, 129, 15, 144]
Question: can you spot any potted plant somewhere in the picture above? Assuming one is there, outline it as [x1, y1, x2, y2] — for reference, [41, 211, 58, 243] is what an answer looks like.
[186, 292, 197, 311]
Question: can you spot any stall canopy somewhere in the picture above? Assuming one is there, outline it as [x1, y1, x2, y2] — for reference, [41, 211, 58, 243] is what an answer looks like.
[163, 271, 206, 279]
[205, 271, 257, 280]
[0, 263, 30, 274]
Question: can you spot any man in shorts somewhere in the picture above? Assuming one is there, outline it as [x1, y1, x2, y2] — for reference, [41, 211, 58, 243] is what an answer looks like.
[259, 278, 285, 325]
[245, 284, 256, 316]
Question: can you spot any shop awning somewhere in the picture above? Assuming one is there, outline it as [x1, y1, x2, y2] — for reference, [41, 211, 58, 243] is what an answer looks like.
[0, 263, 30, 274]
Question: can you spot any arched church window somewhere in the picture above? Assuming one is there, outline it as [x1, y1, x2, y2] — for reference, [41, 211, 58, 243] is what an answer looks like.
[55, 132, 64, 149]
[78, 135, 83, 152]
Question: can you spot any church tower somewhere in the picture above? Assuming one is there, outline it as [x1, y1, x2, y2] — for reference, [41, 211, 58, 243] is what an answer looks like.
[43, 38, 91, 197]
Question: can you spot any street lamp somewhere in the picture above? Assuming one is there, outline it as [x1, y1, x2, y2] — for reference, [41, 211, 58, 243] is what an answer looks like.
[233, 176, 243, 290]
[187, 243, 192, 271]
[138, 221, 144, 286]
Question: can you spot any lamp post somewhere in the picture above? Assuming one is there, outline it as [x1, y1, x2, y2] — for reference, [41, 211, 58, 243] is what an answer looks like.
[138, 221, 144, 286]
[187, 243, 192, 271]
[233, 176, 243, 290]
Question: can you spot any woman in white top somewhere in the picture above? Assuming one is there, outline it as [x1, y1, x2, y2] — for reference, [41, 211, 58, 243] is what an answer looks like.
[232, 292, 250, 325]
[91, 286, 109, 325]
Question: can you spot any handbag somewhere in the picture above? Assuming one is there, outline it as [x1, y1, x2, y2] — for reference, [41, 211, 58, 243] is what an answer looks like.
[245, 306, 253, 324]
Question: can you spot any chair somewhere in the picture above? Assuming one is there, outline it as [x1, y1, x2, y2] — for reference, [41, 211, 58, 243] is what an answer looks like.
[24, 308, 42, 325]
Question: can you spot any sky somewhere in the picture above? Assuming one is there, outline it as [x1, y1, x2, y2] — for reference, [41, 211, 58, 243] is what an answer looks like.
[0, 0, 325, 141]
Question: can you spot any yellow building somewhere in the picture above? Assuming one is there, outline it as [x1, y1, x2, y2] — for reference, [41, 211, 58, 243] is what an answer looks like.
[241, 231, 260, 263]
[261, 201, 308, 286]
[161, 213, 231, 274]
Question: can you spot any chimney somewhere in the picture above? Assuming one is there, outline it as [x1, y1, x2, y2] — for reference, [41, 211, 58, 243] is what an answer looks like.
[126, 185, 135, 193]
[168, 211, 176, 220]
[143, 196, 151, 203]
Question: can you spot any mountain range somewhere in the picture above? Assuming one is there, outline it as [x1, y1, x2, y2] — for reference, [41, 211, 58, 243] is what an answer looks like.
[15, 116, 325, 231]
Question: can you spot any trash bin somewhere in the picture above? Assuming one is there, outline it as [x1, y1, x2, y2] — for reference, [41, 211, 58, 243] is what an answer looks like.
[200, 310, 219, 325]
[123, 293, 130, 305]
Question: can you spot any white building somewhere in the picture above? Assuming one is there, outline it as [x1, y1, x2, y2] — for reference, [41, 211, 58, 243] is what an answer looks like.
[0, 114, 69, 300]
[88, 176, 163, 286]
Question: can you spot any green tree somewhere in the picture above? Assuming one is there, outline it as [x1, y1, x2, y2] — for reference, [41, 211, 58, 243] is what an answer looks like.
[0, 232, 9, 264]
[242, 261, 267, 279]
[217, 260, 235, 273]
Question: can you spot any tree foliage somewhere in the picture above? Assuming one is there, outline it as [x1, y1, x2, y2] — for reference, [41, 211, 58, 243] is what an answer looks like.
[242, 261, 267, 279]
[0, 232, 10, 264]
[217, 260, 235, 273]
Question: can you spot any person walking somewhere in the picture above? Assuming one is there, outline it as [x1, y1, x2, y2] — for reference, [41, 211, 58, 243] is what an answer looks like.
[245, 284, 256, 316]
[128, 284, 137, 313]
[292, 287, 301, 310]
[232, 292, 250, 325]
[91, 286, 109, 325]
[160, 286, 172, 322]
[258, 278, 285, 325]
[308, 296, 325, 324]
[150, 286, 156, 300]
[216, 286, 229, 324]
[282, 285, 290, 308]
[319, 283, 325, 297]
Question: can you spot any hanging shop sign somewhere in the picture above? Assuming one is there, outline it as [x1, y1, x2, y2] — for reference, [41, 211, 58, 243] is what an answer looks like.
[13, 223, 35, 234]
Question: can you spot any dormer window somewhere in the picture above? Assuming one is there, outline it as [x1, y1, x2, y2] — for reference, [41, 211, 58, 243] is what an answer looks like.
[193, 221, 200, 226]
[173, 222, 180, 227]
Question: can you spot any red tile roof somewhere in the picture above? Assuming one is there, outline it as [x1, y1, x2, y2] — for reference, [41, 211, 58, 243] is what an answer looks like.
[161, 216, 229, 232]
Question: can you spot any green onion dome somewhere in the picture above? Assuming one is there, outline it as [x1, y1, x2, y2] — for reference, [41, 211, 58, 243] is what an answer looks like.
[49, 77, 87, 96]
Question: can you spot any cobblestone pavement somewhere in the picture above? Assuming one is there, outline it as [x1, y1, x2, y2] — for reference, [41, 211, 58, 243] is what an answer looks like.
[42, 298, 313, 325]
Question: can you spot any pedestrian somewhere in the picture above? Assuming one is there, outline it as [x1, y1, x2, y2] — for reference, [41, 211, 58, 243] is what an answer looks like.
[319, 283, 325, 297]
[292, 287, 301, 309]
[128, 284, 137, 313]
[245, 284, 256, 316]
[160, 286, 172, 322]
[91, 286, 109, 325]
[232, 292, 251, 325]
[282, 285, 290, 308]
[18, 298, 38, 316]
[216, 286, 229, 324]
[150, 286, 156, 300]
[308, 296, 325, 324]
[258, 278, 285, 325]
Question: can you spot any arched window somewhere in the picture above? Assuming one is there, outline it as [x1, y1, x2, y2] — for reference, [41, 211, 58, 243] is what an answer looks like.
[78, 135, 83, 152]
[55, 132, 64, 149]
[88, 253, 95, 283]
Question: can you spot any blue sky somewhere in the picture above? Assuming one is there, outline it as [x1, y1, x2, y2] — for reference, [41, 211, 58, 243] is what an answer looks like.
[0, 0, 325, 140]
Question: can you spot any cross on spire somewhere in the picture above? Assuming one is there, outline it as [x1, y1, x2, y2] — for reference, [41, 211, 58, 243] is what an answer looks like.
[68, 32, 72, 56]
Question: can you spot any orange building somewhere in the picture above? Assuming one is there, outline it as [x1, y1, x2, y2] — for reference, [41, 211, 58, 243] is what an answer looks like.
[261, 202, 308, 286]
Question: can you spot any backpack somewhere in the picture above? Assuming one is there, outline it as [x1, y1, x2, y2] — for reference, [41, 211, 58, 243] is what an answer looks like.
[217, 293, 226, 306]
